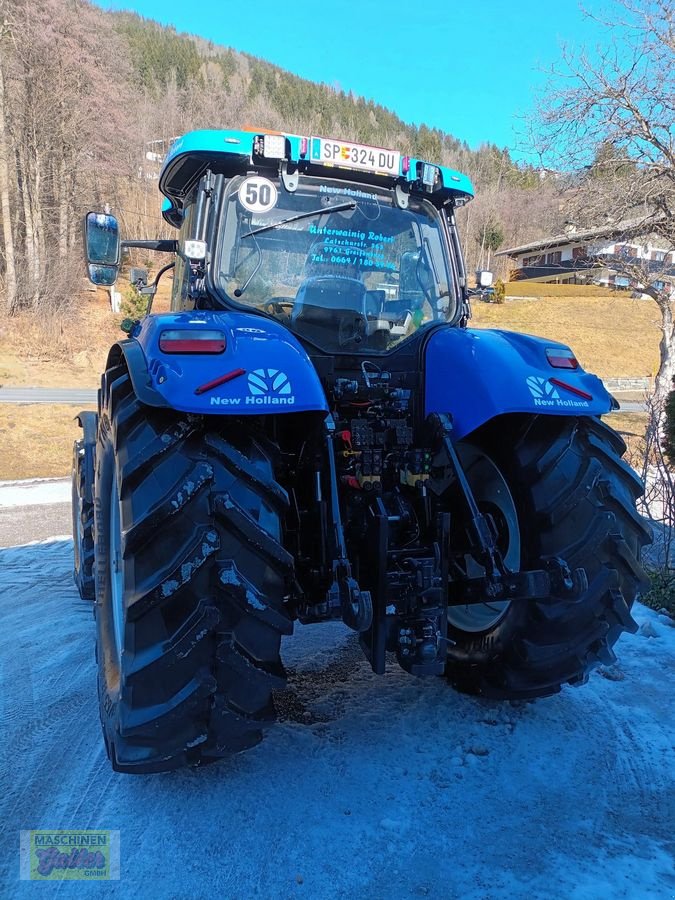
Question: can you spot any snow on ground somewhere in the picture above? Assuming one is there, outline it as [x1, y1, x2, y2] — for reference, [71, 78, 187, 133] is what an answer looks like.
[0, 477, 70, 508]
[0, 494, 674, 898]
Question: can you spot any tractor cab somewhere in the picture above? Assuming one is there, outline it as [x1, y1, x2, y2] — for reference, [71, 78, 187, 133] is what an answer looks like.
[161, 131, 474, 354]
[207, 173, 456, 353]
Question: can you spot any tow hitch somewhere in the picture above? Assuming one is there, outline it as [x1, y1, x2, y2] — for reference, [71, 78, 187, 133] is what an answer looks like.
[448, 558, 588, 606]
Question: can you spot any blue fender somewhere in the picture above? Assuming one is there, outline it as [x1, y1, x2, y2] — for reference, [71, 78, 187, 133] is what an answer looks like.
[424, 328, 613, 440]
[117, 310, 328, 415]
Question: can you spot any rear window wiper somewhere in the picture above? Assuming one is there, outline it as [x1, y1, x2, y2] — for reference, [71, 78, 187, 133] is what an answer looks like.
[242, 201, 356, 238]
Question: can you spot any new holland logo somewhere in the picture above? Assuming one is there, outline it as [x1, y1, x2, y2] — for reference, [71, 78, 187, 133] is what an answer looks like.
[246, 369, 295, 406]
[525, 375, 590, 409]
[526, 376, 560, 400]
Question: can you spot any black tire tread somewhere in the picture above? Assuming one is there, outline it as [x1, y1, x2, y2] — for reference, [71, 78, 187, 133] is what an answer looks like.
[445, 416, 650, 700]
[95, 370, 293, 773]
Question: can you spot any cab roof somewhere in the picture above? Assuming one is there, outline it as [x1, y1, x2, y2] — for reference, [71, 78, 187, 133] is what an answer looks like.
[159, 129, 474, 227]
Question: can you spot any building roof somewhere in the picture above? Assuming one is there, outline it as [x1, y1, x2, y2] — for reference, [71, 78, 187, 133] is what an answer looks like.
[496, 218, 658, 258]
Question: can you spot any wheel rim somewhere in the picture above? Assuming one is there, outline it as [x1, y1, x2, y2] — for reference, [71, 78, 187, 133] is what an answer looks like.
[109, 475, 125, 663]
[446, 446, 521, 633]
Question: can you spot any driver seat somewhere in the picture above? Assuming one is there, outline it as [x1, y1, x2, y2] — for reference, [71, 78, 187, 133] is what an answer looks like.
[291, 276, 368, 344]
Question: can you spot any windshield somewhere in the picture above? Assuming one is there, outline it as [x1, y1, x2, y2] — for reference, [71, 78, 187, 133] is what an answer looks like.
[215, 176, 458, 353]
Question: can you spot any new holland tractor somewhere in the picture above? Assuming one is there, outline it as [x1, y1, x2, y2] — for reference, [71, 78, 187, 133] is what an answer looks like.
[74, 129, 650, 773]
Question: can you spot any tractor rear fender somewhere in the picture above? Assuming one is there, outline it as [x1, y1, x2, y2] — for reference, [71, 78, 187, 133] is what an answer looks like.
[424, 327, 613, 441]
[105, 310, 328, 415]
[74, 410, 97, 446]
[73, 410, 98, 504]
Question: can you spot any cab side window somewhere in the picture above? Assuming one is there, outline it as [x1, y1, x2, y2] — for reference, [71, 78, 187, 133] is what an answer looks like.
[171, 202, 196, 311]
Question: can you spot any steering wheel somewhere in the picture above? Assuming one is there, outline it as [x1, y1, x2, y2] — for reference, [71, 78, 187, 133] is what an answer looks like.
[263, 297, 295, 315]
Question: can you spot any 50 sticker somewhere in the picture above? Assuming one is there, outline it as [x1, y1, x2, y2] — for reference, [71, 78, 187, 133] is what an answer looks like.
[238, 176, 278, 213]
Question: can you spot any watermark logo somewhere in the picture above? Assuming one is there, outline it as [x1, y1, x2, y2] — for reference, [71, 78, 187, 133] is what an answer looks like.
[20, 830, 120, 881]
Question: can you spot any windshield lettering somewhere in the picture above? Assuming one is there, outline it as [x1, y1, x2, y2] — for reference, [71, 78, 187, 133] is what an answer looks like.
[217, 177, 456, 354]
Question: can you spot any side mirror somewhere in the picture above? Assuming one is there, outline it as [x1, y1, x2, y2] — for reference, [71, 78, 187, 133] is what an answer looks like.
[476, 270, 493, 288]
[84, 212, 120, 286]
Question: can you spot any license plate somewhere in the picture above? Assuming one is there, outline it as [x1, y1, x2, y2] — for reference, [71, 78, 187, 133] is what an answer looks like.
[310, 137, 401, 176]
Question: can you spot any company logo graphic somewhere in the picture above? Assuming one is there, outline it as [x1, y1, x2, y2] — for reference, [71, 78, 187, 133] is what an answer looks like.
[526, 376, 560, 400]
[245, 369, 295, 406]
[20, 831, 120, 881]
[525, 375, 590, 409]
[248, 369, 292, 396]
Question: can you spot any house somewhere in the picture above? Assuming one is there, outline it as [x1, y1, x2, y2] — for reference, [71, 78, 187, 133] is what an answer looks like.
[496, 221, 675, 296]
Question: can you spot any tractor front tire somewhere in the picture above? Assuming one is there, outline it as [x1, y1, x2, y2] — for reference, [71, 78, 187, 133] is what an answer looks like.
[94, 364, 293, 773]
[444, 416, 651, 699]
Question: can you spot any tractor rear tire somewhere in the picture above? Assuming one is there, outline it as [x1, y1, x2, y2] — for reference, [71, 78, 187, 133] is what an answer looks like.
[72, 439, 95, 600]
[94, 364, 293, 773]
[444, 416, 651, 699]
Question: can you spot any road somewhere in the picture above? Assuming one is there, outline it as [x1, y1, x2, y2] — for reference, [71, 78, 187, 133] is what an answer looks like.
[617, 401, 648, 413]
[0, 387, 97, 404]
[0, 386, 648, 413]
[0, 490, 674, 897]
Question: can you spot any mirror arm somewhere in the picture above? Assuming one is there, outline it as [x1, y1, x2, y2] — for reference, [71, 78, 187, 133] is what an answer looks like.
[141, 262, 176, 315]
[121, 239, 178, 253]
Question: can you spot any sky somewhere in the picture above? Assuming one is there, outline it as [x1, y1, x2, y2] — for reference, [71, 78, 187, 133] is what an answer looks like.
[93, 0, 605, 155]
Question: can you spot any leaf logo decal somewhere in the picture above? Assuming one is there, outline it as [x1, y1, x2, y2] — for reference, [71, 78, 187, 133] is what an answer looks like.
[526, 376, 560, 399]
[248, 368, 292, 396]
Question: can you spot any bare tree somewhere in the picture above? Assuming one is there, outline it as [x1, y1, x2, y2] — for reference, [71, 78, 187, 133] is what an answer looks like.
[0, 0, 135, 314]
[0, 11, 17, 311]
[533, 0, 675, 400]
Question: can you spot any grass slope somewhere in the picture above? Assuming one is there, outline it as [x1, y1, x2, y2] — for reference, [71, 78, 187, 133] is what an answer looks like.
[472, 293, 661, 378]
[0, 287, 659, 479]
[0, 405, 80, 480]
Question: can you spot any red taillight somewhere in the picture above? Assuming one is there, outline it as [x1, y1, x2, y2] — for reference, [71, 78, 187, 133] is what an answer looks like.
[159, 329, 226, 354]
[546, 347, 578, 369]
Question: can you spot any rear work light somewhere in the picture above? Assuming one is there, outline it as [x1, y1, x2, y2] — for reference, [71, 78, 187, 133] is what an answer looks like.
[159, 329, 226, 354]
[546, 347, 578, 369]
[253, 133, 287, 160]
[183, 239, 206, 260]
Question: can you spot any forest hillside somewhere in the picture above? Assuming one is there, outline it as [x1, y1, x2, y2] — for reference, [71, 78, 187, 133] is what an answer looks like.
[0, 0, 560, 315]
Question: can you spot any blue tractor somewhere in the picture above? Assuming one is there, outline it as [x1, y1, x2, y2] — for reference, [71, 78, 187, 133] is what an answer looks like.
[75, 130, 650, 773]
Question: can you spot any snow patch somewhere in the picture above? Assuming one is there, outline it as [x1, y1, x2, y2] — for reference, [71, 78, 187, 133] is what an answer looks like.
[245, 588, 265, 611]
[2, 529, 675, 900]
[639, 620, 660, 638]
[219, 568, 238, 586]
[379, 818, 408, 833]
[161, 579, 179, 598]
[218, 564, 264, 610]
[0, 478, 70, 508]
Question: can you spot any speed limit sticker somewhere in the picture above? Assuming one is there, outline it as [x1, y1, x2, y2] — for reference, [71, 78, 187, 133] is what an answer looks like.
[238, 176, 278, 213]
